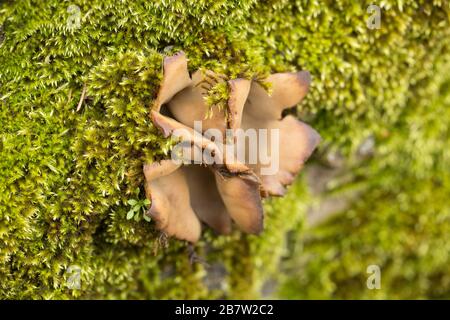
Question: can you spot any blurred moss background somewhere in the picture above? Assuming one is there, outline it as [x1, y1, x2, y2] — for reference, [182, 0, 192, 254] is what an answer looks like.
[0, 0, 449, 299]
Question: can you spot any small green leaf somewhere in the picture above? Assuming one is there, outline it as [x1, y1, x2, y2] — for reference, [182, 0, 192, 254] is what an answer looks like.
[143, 199, 150, 205]
[128, 199, 137, 206]
[126, 210, 134, 220]
[143, 214, 151, 222]
[132, 204, 141, 212]
[134, 212, 141, 221]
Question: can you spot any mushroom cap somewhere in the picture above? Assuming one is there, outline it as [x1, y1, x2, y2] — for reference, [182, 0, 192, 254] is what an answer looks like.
[183, 165, 232, 235]
[146, 101, 264, 242]
[237, 71, 320, 196]
[227, 78, 252, 132]
[143, 160, 264, 242]
[145, 52, 320, 242]
[167, 70, 229, 135]
[214, 171, 263, 234]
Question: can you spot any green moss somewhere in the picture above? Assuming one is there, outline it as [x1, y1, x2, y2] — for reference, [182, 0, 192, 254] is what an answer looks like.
[0, 0, 449, 299]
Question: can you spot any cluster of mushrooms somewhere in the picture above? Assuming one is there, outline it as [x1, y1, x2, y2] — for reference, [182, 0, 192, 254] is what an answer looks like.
[144, 52, 320, 243]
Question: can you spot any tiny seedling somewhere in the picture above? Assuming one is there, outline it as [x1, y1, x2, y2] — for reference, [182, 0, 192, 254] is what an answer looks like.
[126, 188, 151, 222]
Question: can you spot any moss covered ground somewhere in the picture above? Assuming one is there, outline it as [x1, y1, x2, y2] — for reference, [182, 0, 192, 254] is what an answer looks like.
[0, 0, 449, 299]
